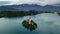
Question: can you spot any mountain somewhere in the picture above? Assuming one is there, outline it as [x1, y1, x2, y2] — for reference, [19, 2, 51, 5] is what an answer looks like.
[0, 4, 60, 11]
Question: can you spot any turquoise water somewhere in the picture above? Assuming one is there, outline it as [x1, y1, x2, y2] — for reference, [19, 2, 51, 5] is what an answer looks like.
[0, 13, 60, 34]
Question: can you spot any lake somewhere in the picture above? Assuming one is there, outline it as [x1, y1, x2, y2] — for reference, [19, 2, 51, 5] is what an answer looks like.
[0, 13, 60, 34]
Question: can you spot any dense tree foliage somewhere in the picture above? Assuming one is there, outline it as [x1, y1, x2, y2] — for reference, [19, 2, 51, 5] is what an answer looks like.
[0, 10, 60, 17]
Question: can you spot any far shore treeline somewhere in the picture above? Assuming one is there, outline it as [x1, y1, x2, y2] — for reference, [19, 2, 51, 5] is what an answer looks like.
[0, 10, 60, 17]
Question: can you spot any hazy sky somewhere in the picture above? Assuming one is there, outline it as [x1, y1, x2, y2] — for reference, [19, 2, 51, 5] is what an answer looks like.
[0, 0, 60, 6]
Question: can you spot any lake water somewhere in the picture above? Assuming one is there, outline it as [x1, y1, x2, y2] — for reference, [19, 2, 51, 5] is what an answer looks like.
[0, 13, 60, 34]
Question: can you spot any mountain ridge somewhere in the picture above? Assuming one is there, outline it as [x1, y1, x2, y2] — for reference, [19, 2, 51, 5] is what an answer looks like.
[0, 4, 60, 11]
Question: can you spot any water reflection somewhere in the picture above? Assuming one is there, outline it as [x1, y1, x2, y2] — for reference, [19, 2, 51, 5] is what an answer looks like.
[0, 13, 60, 34]
[22, 20, 37, 31]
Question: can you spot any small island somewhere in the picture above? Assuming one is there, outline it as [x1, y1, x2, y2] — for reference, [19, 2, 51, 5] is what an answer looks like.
[22, 18, 37, 31]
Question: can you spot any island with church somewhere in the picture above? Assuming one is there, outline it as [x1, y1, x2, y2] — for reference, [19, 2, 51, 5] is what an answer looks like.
[22, 18, 37, 31]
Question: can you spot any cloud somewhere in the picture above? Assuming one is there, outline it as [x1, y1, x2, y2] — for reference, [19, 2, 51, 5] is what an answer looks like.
[0, 0, 60, 6]
[0, 1, 12, 6]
